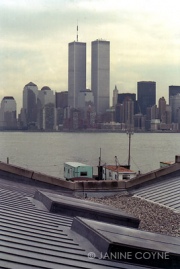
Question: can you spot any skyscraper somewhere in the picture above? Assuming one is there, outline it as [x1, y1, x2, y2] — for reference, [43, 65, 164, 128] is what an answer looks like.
[37, 86, 55, 130]
[170, 94, 180, 123]
[22, 82, 38, 128]
[0, 96, 17, 129]
[117, 93, 136, 104]
[158, 97, 166, 123]
[91, 40, 110, 114]
[137, 81, 156, 115]
[123, 97, 134, 130]
[55, 91, 68, 109]
[68, 41, 86, 108]
[169, 85, 180, 104]
[112, 85, 118, 107]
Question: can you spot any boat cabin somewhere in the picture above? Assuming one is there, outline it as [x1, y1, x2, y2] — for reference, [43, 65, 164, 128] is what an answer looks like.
[64, 162, 93, 180]
[103, 165, 136, 180]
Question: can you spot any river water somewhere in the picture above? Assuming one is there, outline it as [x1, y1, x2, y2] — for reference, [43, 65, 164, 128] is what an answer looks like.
[0, 131, 179, 178]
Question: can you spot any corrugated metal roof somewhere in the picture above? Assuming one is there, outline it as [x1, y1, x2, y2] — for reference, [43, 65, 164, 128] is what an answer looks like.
[0, 177, 150, 269]
[131, 176, 180, 212]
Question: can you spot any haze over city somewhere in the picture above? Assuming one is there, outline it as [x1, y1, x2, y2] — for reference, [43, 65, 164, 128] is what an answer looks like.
[0, 0, 180, 112]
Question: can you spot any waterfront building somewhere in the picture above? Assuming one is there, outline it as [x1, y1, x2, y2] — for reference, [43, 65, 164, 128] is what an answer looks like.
[37, 86, 55, 130]
[170, 93, 180, 123]
[123, 97, 134, 130]
[103, 107, 115, 123]
[134, 113, 145, 131]
[158, 97, 166, 123]
[158, 102, 172, 130]
[169, 85, 180, 104]
[22, 82, 38, 128]
[151, 119, 160, 131]
[69, 108, 82, 130]
[117, 93, 136, 104]
[115, 103, 124, 123]
[112, 85, 118, 107]
[146, 104, 158, 130]
[117, 92, 138, 115]
[38, 86, 55, 106]
[86, 109, 96, 128]
[165, 105, 172, 124]
[55, 91, 68, 109]
[55, 91, 68, 130]
[146, 104, 159, 121]
[68, 41, 86, 108]
[91, 39, 110, 114]
[0, 96, 17, 129]
[77, 89, 94, 109]
[114, 97, 134, 130]
[137, 81, 156, 115]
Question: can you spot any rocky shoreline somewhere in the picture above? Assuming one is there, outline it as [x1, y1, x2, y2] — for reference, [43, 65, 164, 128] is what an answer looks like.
[86, 194, 180, 237]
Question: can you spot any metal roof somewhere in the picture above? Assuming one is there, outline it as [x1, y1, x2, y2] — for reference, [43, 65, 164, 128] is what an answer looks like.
[105, 165, 135, 173]
[34, 190, 139, 228]
[65, 162, 92, 167]
[72, 217, 180, 268]
[0, 177, 152, 269]
[131, 176, 180, 213]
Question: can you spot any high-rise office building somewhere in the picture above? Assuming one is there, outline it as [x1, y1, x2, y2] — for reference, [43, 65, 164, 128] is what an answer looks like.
[170, 94, 180, 123]
[55, 91, 68, 109]
[55, 91, 68, 128]
[117, 93, 136, 104]
[123, 97, 134, 130]
[78, 89, 94, 109]
[112, 85, 118, 107]
[117, 93, 139, 114]
[68, 41, 86, 108]
[158, 97, 166, 123]
[169, 86, 180, 104]
[22, 82, 38, 128]
[91, 40, 110, 114]
[0, 96, 17, 129]
[137, 81, 156, 115]
[37, 86, 55, 130]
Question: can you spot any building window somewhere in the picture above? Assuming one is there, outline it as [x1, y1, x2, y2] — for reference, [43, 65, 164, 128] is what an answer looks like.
[109, 171, 111, 177]
[115, 174, 117, 179]
[80, 172, 87, 176]
[123, 174, 130, 180]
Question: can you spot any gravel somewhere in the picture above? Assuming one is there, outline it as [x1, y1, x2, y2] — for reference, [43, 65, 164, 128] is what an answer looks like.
[85, 194, 180, 237]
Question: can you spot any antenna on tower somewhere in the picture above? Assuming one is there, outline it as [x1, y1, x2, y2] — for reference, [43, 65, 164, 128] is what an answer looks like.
[77, 20, 78, 42]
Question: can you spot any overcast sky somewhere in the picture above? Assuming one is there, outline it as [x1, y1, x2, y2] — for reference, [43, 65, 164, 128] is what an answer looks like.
[0, 0, 180, 112]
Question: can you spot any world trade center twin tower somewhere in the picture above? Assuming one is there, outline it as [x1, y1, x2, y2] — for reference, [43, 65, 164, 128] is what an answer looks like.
[68, 39, 110, 114]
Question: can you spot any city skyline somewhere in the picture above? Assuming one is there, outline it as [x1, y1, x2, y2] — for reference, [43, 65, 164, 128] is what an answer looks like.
[0, 0, 180, 112]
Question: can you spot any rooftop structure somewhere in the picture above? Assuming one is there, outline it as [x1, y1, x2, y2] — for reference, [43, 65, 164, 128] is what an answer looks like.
[103, 165, 136, 180]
